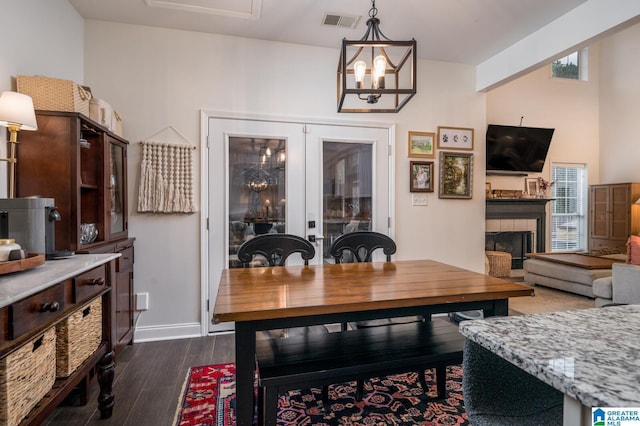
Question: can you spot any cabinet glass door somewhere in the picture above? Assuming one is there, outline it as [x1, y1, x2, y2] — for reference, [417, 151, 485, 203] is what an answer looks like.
[109, 141, 126, 236]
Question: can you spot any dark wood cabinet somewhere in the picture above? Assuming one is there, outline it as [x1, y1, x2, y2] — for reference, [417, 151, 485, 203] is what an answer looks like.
[0, 256, 117, 424]
[589, 183, 640, 254]
[16, 111, 134, 354]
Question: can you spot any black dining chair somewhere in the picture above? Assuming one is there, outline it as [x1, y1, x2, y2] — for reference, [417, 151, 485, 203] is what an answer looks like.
[237, 233, 328, 337]
[237, 233, 316, 267]
[329, 231, 445, 400]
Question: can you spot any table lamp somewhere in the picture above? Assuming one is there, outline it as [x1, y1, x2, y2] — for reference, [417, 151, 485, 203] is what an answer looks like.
[0, 91, 38, 198]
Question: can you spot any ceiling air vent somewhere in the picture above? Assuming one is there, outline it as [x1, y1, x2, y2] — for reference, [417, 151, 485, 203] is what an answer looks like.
[322, 13, 360, 29]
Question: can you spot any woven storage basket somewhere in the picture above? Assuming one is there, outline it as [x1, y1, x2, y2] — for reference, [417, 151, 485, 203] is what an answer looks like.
[0, 328, 56, 426]
[17, 75, 91, 115]
[485, 250, 512, 278]
[56, 298, 102, 378]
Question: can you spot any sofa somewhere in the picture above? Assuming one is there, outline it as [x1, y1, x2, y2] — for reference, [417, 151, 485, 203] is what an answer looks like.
[523, 258, 615, 298]
[593, 263, 640, 307]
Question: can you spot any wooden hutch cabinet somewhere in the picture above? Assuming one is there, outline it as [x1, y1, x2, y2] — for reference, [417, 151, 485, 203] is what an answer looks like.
[16, 111, 134, 354]
[589, 182, 640, 254]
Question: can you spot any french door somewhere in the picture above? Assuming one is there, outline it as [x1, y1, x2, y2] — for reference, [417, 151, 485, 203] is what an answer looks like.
[206, 117, 392, 332]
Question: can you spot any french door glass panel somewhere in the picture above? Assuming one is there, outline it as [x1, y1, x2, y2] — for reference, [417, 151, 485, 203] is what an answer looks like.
[321, 142, 373, 261]
[228, 137, 287, 267]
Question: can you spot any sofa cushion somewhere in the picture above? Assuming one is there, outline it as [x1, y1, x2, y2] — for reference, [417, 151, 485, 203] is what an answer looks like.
[523, 259, 612, 286]
[612, 263, 640, 304]
[592, 276, 613, 299]
[627, 235, 640, 265]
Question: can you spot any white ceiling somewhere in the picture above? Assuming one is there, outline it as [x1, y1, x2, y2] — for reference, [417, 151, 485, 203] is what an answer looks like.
[67, 0, 590, 65]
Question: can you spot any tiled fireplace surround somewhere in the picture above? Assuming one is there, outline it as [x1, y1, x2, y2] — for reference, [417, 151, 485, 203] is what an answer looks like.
[485, 199, 551, 269]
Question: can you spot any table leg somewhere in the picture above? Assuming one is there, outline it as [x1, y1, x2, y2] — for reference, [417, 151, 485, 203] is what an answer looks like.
[235, 322, 256, 426]
[563, 394, 590, 426]
[485, 299, 509, 317]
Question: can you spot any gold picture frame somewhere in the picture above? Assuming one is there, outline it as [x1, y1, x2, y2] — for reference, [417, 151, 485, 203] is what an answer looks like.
[408, 131, 435, 158]
[437, 126, 474, 151]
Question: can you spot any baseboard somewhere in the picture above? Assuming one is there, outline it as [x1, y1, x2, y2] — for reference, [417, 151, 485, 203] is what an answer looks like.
[134, 322, 203, 342]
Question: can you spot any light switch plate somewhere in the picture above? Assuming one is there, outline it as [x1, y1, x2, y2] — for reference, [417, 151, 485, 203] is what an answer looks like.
[412, 194, 427, 206]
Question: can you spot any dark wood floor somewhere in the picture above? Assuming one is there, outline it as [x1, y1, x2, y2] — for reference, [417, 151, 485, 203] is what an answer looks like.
[43, 333, 235, 426]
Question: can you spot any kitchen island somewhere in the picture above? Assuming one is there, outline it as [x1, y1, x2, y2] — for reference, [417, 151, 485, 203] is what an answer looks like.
[460, 305, 640, 425]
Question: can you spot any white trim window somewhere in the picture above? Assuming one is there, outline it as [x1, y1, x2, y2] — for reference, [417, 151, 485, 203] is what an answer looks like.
[550, 163, 588, 252]
[551, 48, 589, 81]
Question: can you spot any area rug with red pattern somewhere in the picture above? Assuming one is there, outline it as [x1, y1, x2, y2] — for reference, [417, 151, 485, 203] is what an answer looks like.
[174, 363, 468, 425]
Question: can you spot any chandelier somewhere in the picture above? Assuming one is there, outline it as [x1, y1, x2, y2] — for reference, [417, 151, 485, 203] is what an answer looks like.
[337, 0, 416, 113]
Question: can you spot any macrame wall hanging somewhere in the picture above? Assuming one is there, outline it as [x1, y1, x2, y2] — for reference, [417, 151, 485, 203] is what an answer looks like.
[137, 126, 197, 214]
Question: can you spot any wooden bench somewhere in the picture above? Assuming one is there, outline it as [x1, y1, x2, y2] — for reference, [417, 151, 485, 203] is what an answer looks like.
[255, 318, 465, 425]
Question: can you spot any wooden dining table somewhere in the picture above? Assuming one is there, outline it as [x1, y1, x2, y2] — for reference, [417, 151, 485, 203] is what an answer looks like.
[212, 259, 534, 426]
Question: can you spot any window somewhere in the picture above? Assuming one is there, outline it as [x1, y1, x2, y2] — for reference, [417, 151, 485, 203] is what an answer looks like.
[550, 164, 587, 251]
[551, 49, 588, 81]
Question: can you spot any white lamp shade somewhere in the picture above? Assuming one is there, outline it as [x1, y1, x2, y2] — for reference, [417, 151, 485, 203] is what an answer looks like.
[0, 91, 38, 131]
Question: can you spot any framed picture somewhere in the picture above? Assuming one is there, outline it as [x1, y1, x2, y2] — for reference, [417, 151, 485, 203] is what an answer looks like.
[408, 131, 435, 158]
[524, 177, 539, 196]
[485, 182, 492, 198]
[410, 161, 434, 192]
[437, 126, 474, 150]
[439, 151, 473, 199]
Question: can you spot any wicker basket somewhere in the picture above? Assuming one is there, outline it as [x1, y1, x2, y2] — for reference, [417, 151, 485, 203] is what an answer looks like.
[56, 298, 102, 378]
[485, 250, 512, 278]
[0, 328, 56, 426]
[17, 75, 92, 115]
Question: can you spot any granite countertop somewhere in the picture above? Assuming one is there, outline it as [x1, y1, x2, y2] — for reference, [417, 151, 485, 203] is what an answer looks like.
[0, 253, 120, 309]
[460, 305, 640, 408]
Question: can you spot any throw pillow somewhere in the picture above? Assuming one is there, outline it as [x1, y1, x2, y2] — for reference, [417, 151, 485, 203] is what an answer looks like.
[627, 235, 640, 265]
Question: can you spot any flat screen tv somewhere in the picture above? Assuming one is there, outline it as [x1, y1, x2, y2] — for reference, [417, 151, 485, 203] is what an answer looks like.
[486, 124, 554, 173]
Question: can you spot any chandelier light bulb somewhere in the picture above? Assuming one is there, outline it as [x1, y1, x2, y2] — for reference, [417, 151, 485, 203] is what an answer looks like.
[354, 61, 367, 89]
[373, 55, 387, 89]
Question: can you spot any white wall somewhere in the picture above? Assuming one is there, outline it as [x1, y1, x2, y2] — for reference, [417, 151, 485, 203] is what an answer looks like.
[599, 23, 640, 184]
[1, 0, 84, 88]
[82, 21, 486, 340]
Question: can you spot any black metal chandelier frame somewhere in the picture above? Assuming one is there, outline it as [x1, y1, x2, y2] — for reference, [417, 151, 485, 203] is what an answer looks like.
[337, 0, 417, 113]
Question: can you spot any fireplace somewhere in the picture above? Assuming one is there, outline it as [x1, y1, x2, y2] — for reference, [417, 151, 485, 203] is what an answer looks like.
[485, 231, 532, 269]
[486, 198, 551, 253]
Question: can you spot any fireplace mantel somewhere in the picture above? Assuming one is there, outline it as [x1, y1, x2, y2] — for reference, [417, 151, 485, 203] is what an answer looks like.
[486, 198, 552, 252]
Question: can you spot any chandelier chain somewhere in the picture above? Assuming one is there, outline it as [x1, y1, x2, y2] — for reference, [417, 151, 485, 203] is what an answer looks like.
[369, 0, 378, 19]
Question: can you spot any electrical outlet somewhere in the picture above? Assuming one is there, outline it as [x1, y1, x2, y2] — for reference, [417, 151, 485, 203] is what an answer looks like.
[136, 292, 149, 311]
[412, 194, 427, 206]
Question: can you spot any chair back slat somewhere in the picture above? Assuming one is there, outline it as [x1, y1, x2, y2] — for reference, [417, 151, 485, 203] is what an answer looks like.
[237, 233, 315, 267]
[329, 231, 396, 263]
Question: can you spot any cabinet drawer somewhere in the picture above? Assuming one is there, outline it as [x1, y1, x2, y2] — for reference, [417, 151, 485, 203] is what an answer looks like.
[73, 266, 107, 304]
[116, 246, 134, 271]
[8, 283, 65, 340]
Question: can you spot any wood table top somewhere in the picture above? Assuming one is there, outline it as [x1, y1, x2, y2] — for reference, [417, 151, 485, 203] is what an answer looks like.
[212, 259, 533, 323]
[526, 253, 624, 269]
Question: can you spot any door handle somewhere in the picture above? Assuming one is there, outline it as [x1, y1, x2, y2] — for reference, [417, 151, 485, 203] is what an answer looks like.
[308, 235, 324, 242]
